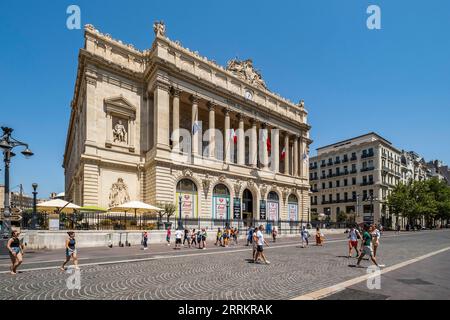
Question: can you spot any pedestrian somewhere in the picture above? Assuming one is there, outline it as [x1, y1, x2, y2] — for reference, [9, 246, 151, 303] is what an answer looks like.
[166, 226, 171, 246]
[174, 227, 183, 250]
[197, 229, 202, 249]
[142, 230, 149, 250]
[300, 225, 310, 248]
[191, 228, 197, 247]
[7, 230, 24, 275]
[246, 226, 254, 246]
[61, 231, 79, 271]
[186, 228, 192, 248]
[215, 228, 223, 246]
[272, 226, 278, 243]
[233, 227, 239, 245]
[252, 227, 259, 261]
[201, 227, 207, 250]
[396, 223, 401, 234]
[371, 224, 381, 257]
[356, 224, 385, 268]
[183, 227, 190, 247]
[315, 227, 323, 246]
[347, 226, 360, 258]
[254, 225, 270, 264]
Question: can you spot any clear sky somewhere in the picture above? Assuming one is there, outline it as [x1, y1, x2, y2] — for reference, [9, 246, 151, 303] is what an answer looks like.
[1, 0, 449, 198]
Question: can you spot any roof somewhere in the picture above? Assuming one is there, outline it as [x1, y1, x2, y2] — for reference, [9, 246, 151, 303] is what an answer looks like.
[317, 132, 392, 151]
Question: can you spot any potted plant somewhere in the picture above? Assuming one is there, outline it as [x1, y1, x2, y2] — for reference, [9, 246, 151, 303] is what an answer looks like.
[162, 202, 177, 230]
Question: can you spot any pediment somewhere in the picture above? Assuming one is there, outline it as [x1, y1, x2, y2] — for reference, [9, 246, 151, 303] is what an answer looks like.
[104, 95, 136, 119]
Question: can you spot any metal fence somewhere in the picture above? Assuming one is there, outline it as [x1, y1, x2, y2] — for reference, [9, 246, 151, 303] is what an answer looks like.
[18, 212, 353, 234]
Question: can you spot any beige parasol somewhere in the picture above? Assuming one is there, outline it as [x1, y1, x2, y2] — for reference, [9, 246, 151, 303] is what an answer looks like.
[37, 199, 80, 214]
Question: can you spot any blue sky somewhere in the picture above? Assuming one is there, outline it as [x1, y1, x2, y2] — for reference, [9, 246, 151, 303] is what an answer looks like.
[0, 0, 449, 198]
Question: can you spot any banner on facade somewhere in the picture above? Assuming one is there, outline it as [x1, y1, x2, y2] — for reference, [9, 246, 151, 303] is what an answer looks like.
[259, 200, 266, 220]
[176, 192, 197, 219]
[268, 201, 279, 222]
[214, 196, 228, 220]
[233, 197, 241, 219]
[288, 203, 298, 221]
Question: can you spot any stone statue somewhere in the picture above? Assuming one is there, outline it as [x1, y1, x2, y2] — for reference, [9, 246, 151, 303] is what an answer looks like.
[109, 178, 130, 207]
[113, 120, 127, 143]
[153, 20, 166, 37]
[226, 58, 267, 90]
[299, 100, 305, 108]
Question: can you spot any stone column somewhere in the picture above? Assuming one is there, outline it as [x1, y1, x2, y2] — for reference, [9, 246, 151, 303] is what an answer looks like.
[190, 95, 199, 157]
[293, 136, 299, 176]
[224, 108, 231, 164]
[171, 88, 180, 152]
[207, 102, 215, 159]
[284, 134, 290, 175]
[299, 135, 304, 178]
[261, 123, 269, 170]
[153, 82, 170, 149]
[249, 119, 258, 167]
[272, 128, 280, 173]
[237, 113, 245, 165]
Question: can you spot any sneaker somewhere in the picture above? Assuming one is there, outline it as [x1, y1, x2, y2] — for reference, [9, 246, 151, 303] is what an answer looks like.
[378, 264, 386, 268]
[265, 261, 271, 265]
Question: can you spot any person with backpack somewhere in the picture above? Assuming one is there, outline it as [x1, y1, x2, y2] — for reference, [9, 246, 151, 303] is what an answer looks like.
[142, 230, 149, 250]
[246, 226, 254, 246]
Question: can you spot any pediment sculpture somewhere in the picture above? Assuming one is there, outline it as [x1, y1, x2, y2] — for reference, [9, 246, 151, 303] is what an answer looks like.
[113, 120, 127, 143]
[226, 58, 267, 90]
[109, 178, 130, 207]
[153, 21, 166, 37]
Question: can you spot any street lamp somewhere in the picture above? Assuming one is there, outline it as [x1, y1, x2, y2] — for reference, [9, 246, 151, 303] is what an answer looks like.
[0, 127, 33, 253]
[32, 183, 38, 229]
[178, 194, 183, 230]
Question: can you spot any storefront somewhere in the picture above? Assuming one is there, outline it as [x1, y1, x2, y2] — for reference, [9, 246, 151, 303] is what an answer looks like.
[212, 184, 230, 220]
[267, 191, 279, 222]
[176, 179, 198, 219]
[287, 194, 298, 221]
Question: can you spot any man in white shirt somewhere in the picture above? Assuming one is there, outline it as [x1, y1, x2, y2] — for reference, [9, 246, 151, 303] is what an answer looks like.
[253, 225, 270, 265]
[174, 228, 183, 250]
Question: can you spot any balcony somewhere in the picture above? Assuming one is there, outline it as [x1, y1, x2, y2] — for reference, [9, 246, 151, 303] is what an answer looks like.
[310, 176, 318, 181]
[350, 169, 357, 174]
[311, 189, 319, 193]
[327, 162, 333, 166]
[350, 156, 357, 161]
[320, 175, 326, 179]
[360, 181, 374, 186]
[327, 174, 334, 178]
[361, 152, 375, 159]
[342, 158, 349, 163]
[320, 163, 326, 168]
[334, 159, 341, 164]
[310, 164, 318, 170]
[360, 167, 375, 172]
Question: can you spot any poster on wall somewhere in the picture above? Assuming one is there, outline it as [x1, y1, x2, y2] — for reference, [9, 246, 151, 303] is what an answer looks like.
[214, 196, 229, 220]
[288, 203, 298, 221]
[259, 200, 266, 220]
[233, 198, 241, 219]
[176, 192, 197, 219]
[268, 201, 279, 222]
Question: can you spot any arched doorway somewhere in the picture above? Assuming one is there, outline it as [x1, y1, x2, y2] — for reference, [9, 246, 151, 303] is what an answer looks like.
[176, 179, 198, 219]
[288, 194, 298, 221]
[242, 189, 254, 224]
[212, 184, 230, 220]
[267, 191, 279, 222]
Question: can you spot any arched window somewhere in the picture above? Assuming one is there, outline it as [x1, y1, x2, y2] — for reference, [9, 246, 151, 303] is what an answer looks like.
[288, 194, 298, 203]
[213, 184, 230, 197]
[268, 191, 279, 201]
[176, 179, 197, 193]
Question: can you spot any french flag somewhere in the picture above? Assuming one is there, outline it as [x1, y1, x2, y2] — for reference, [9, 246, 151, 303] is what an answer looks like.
[281, 146, 286, 160]
[230, 128, 237, 144]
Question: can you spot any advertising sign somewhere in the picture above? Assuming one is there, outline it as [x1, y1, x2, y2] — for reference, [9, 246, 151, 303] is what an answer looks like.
[259, 200, 266, 220]
[176, 192, 197, 219]
[233, 198, 241, 219]
[214, 196, 228, 219]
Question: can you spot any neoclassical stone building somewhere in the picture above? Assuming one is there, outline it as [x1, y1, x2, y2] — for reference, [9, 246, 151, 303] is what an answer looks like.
[63, 22, 312, 223]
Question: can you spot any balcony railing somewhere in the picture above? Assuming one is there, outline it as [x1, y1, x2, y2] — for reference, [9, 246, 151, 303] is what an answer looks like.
[361, 167, 375, 172]
[327, 162, 333, 166]
[334, 160, 341, 164]
[342, 158, 349, 163]
[350, 156, 357, 161]
[361, 152, 375, 159]
[360, 181, 374, 186]
[350, 169, 357, 174]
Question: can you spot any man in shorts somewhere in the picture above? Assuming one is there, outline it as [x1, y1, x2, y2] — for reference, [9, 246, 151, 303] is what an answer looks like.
[356, 224, 384, 268]
[347, 226, 360, 258]
[174, 227, 183, 250]
[254, 225, 270, 265]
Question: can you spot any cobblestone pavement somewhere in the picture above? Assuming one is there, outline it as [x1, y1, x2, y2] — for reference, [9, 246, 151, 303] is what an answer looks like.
[0, 230, 449, 300]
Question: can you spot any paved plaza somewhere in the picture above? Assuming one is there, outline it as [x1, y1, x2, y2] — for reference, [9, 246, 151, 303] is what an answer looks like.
[0, 230, 449, 300]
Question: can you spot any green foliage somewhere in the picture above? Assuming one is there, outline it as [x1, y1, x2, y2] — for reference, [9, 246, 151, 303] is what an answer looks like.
[156, 202, 177, 222]
[336, 211, 348, 222]
[387, 178, 450, 226]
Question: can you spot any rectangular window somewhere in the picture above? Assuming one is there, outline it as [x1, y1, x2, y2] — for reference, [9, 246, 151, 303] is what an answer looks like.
[329, 181, 332, 188]
[352, 177, 356, 185]
[344, 179, 348, 186]
[322, 183, 326, 189]
[336, 180, 340, 187]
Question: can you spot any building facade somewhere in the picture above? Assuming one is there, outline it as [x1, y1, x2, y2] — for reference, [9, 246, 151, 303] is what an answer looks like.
[63, 22, 312, 224]
[309, 133, 403, 227]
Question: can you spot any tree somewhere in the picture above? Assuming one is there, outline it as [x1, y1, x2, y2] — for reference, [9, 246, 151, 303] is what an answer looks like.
[336, 211, 347, 223]
[163, 202, 177, 222]
[387, 181, 415, 224]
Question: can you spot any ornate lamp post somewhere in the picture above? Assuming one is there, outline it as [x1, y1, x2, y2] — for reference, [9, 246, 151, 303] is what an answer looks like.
[0, 127, 33, 254]
[178, 194, 183, 230]
[32, 183, 38, 229]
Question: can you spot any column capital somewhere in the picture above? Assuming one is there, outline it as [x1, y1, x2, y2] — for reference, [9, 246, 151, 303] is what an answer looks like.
[237, 113, 246, 121]
[150, 80, 171, 93]
[170, 87, 181, 97]
[189, 94, 200, 104]
[223, 107, 231, 116]
[249, 118, 258, 126]
[207, 101, 217, 111]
